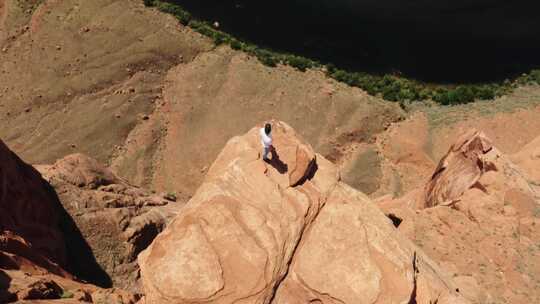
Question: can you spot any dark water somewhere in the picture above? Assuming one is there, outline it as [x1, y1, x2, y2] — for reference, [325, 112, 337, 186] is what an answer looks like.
[166, 0, 540, 84]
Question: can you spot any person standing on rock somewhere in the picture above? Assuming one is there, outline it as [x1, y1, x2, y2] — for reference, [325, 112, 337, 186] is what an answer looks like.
[260, 123, 273, 161]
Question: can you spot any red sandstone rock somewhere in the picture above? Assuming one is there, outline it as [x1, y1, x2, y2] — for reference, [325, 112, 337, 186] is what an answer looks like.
[424, 130, 496, 208]
[38, 153, 184, 291]
[138, 121, 467, 304]
[0, 139, 140, 303]
[0, 140, 67, 265]
[380, 130, 540, 304]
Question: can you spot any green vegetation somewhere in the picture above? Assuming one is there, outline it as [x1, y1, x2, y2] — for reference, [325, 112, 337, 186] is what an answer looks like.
[144, 0, 540, 105]
[534, 206, 540, 218]
[60, 291, 74, 299]
[16, 0, 45, 13]
[164, 192, 177, 202]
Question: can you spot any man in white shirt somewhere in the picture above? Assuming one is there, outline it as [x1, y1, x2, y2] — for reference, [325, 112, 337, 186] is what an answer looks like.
[260, 123, 273, 161]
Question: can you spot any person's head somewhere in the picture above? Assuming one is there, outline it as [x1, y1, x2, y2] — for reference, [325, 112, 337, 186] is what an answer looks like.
[264, 123, 272, 135]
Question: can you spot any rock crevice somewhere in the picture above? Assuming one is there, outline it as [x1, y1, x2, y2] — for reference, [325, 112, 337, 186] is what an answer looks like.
[139, 121, 467, 304]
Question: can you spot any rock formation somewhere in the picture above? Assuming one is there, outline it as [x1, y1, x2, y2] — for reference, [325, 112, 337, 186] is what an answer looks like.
[424, 130, 496, 208]
[38, 153, 184, 291]
[0, 139, 139, 303]
[138, 121, 467, 303]
[0, 140, 67, 267]
[379, 130, 540, 304]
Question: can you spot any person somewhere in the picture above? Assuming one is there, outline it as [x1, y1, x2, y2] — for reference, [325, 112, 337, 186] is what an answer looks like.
[260, 123, 273, 161]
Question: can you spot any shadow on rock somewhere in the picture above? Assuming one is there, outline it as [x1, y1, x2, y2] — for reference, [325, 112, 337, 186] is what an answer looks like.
[266, 147, 288, 174]
[0, 270, 15, 303]
[293, 159, 318, 187]
[43, 181, 113, 288]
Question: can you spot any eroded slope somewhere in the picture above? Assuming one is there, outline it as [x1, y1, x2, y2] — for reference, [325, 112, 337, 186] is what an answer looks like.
[0, 0, 210, 165]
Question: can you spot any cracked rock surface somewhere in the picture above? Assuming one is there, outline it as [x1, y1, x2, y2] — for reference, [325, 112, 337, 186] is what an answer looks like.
[38, 153, 184, 291]
[138, 121, 467, 304]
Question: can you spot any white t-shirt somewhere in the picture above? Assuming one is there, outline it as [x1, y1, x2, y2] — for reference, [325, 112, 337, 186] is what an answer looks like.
[260, 127, 272, 148]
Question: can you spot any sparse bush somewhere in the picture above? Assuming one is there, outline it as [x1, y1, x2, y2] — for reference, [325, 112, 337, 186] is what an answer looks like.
[230, 39, 242, 50]
[149, 0, 539, 105]
[530, 69, 540, 83]
[326, 63, 337, 74]
[398, 87, 418, 101]
[61, 291, 74, 299]
[285, 55, 313, 72]
[330, 69, 355, 86]
[254, 49, 279, 67]
[164, 192, 177, 202]
[189, 20, 213, 36]
[473, 85, 496, 100]
[153, 1, 191, 24]
[534, 207, 540, 218]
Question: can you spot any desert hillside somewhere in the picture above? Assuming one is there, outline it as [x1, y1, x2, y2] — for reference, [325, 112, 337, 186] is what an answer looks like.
[1, 0, 406, 198]
[3, 0, 540, 198]
[1, 0, 540, 303]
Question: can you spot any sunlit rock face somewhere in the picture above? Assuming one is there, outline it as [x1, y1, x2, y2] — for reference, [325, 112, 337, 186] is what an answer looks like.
[138, 121, 469, 304]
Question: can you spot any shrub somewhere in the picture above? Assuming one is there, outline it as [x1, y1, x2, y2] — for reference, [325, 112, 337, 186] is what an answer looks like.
[330, 69, 356, 86]
[149, 0, 537, 105]
[284, 55, 313, 72]
[164, 192, 177, 202]
[433, 89, 450, 105]
[190, 20, 213, 36]
[530, 69, 540, 84]
[61, 291, 74, 299]
[398, 87, 418, 101]
[326, 63, 337, 73]
[254, 49, 279, 67]
[230, 39, 242, 50]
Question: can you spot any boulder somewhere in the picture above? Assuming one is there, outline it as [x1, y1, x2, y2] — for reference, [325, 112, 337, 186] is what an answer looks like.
[424, 130, 496, 208]
[272, 183, 463, 304]
[43, 153, 121, 189]
[139, 121, 467, 303]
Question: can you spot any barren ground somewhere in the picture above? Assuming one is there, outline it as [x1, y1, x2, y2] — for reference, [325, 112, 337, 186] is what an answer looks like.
[2, 1, 540, 303]
[2, 0, 540, 199]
